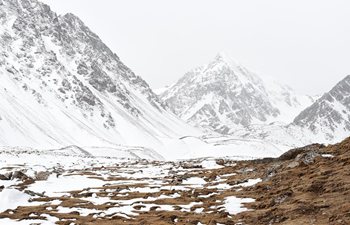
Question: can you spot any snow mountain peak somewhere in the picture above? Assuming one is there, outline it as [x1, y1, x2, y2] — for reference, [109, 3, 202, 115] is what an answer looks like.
[161, 53, 315, 134]
[214, 51, 239, 65]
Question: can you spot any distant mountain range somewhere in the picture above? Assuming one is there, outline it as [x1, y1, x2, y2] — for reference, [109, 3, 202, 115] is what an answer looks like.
[159, 53, 350, 146]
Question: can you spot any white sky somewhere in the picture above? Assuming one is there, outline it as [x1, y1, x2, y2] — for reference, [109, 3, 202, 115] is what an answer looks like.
[40, 0, 350, 95]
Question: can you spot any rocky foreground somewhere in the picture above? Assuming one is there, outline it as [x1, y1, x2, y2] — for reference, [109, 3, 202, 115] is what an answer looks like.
[0, 137, 350, 225]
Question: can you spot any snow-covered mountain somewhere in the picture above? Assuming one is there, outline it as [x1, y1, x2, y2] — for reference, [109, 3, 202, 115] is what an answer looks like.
[0, 0, 200, 153]
[229, 75, 350, 149]
[160, 53, 314, 134]
[292, 75, 350, 142]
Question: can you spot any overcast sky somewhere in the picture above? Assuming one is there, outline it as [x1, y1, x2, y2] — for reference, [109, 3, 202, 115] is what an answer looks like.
[40, 0, 350, 95]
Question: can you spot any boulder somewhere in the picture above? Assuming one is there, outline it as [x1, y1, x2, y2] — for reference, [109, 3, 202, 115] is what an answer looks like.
[35, 171, 50, 181]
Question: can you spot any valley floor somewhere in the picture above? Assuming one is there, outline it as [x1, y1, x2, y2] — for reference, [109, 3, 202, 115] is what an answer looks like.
[0, 138, 350, 225]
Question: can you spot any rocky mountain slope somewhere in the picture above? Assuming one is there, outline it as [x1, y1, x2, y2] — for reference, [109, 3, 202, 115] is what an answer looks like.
[231, 75, 350, 148]
[0, 0, 200, 153]
[292, 75, 350, 142]
[160, 53, 314, 134]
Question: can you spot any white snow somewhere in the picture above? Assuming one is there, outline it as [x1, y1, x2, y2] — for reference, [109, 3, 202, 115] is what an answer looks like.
[0, 189, 32, 213]
[182, 177, 207, 186]
[223, 196, 255, 215]
[234, 178, 262, 187]
[200, 160, 223, 169]
[28, 174, 105, 197]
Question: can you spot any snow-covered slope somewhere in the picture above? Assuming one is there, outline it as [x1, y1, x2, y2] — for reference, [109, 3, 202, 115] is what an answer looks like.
[160, 52, 314, 134]
[263, 77, 316, 123]
[0, 0, 200, 154]
[153, 86, 170, 96]
[230, 75, 350, 149]
[292, 75, 350, 143]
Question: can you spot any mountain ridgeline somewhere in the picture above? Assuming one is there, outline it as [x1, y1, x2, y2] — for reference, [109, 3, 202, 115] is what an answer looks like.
[160, 53, 350, 146]
[0, 0, 197, 151]
[160, 53, 315, 134]
[292, 75, 350, 140]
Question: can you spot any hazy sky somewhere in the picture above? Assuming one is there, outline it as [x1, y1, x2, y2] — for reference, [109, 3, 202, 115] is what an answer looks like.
[40, 0, 350, 95]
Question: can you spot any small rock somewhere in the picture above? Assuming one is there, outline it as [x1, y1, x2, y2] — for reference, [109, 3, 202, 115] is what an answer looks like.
[296, 151, 321, 165]
[263, 163, 282, 181]
[287, 161, 300, 168]
[216, 159, 225, 166]
[0, 174, 10, 180]
[11, 171, 29, 180]
[35, 171, 50, 181]
[4, 172, 13, 180]
[181, 162, 202, 169]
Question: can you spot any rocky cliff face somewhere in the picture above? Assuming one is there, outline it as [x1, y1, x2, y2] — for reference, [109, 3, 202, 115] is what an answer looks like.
[0, 0, 196, 149]
[161, 53, 314, 134]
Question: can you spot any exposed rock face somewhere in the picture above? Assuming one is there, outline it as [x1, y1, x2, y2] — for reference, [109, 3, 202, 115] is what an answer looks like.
[278, 144, 325, 161]
[35, 171, 50, 181]
[1, 0, 162, 116]
[161, 53, 314, 134]
[0, 0, 196, 149]
[293, 75, 350, 141]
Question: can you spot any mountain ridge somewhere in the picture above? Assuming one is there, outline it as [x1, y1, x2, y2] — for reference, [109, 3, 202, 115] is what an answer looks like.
[292, 74, 350, 141]
[0, 0, 199, 153]
[160, 52, 315, 134]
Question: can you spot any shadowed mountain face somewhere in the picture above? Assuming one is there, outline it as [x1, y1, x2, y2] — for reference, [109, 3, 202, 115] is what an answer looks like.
[161, 53, 314, 134]
[0, 0, 196, 149]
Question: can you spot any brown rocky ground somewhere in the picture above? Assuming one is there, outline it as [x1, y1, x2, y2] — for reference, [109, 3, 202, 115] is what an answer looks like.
[0, 137, 349, 224]
[235, 138, 350, 225]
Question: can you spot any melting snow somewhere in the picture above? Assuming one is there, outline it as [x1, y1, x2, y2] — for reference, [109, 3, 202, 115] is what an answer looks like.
[0, 189, 32, 213]
[234, 178, 262, 187]
[223, 196, 255, 214]
[28, 174, 105, 197]
[200, 160, 223, 169]
[183, 177, 207, 186]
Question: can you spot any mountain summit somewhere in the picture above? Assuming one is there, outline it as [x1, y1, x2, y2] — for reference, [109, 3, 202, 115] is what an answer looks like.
[161, 53, 314, 134]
